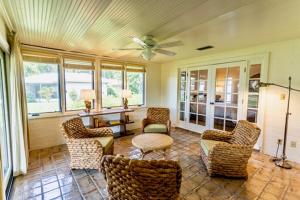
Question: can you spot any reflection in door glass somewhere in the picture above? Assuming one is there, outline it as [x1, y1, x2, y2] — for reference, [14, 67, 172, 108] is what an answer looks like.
[189, 113, 197, 124]
[225, 120, 237, 131]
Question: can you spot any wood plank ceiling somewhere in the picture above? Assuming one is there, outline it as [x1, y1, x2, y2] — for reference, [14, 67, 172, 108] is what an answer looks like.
[3, 0, 300, 63]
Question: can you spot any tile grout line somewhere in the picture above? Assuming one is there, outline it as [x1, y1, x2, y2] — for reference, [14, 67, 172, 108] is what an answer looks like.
[52, 152, 65, 199]
[85, 169, 106, 199]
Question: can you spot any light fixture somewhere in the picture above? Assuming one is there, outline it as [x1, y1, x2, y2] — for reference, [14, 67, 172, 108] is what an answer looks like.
[122, 89, 132, 109]
[259, 77, 300, 169]
[80, 89, 96, 113]
[141, 48, 155, 60]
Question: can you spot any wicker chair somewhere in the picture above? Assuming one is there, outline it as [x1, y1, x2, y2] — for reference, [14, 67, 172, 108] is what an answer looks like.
[199, 120, 261, 178]
[101, 155, 182, 200]
[142, 107, 171, 135]
[61, 117, 114, 169]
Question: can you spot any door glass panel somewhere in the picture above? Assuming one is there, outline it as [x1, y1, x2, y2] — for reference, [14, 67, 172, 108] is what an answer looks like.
[225, 120, 237, 131]
[214, 66, 240, 130]
[198, 104, 206, 115]
[198, 80, 207, 92]
[246, 64, 261, 123]
[180, 91, 185, 102]
[180, 71, 187, 81]
[190, 70, 199, 81]
[190, 103, 197, 113]
[197, 115, 206, 126]
[180, 112, 185, 121]
[180, 102, 185, 111]
[198, 93, 207, 103]
[190, 93, 197, 103]
[189, 113, 197, 124]
[179, 69, 187, 122]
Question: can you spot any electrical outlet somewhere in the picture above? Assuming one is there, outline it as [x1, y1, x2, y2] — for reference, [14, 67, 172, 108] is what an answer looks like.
[291, 141, 297, 148]
[277, 139, 282, 145]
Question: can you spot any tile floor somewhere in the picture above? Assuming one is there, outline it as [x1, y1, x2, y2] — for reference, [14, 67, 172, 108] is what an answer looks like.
[11, 128, 300, 200]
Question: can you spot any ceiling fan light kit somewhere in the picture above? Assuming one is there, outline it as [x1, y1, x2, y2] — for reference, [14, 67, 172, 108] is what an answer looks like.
[113, 35, 183, 60]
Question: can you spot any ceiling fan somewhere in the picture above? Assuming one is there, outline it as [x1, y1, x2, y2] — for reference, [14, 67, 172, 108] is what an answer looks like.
[113, 35, 183, 60]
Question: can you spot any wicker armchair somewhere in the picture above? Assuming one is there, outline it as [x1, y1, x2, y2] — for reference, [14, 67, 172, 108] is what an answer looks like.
[199, 120, 261, 178]
[61, 117, 114, 169]
[142, 107, 171, 135]
[101, 155, 182, 200]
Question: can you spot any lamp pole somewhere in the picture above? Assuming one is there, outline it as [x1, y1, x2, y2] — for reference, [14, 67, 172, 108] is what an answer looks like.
[259, 76, 300, 169]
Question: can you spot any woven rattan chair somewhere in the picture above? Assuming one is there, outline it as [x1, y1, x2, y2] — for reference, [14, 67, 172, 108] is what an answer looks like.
[101, 155, 182, 200]
[61, 117, 114, 169]
[199, 120, 261, 178]
[142, 107, 171, 134]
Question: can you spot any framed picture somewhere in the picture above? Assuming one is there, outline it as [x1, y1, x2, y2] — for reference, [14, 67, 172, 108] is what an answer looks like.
[249, 80, 260, 93]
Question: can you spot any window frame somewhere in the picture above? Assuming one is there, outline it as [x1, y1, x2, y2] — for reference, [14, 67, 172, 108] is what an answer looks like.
[23, 60, 62, 116]
[63, 67, 95, 112]
[22, 52, 146, 118]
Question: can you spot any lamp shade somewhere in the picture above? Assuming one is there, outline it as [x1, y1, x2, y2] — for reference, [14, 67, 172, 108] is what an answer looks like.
[80, 89, 96, 101]
[122, 89, 132, 98]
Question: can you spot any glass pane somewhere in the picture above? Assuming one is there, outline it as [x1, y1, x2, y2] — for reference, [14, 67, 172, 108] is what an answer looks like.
[214, 118, 224, 130]
[227, 80, 239, 93]
[180, 91, 185, 102]
[225, 120, 237, 131]
[190, 70, 198, 81]
[248, 95, 259, 109]
[247, 109, 258, 123]
[190, 103, 197, 113]
[197, 115, 206, 126]
[0, 64, 9, 180]
[226, 107, 237, 120]
[214, 106, 224, 118]
[199, 70, 208, 80]
[180, 102, 185, 111]
[216, 81, 226, 93]
[198, 80, 207, 92]
[189, 114, 197, 124]
[197, 104, 206, 115]
[249, 64, 261, 79]
[190, 93, 198, 103]
[127, 72, 144, 105]
[249, 80, 260, 93]
[225, 94, 238, 107]
[180, 112, 185, 121]
[24, 62, 61, 114]
[198, 93, 207, 103]
[180, 71, 187, 81]
[216, 68, 227, 80]
[65, 69, 93, 111]
[227, 67, 240, 79]
[102, 69, 123, 107]
[180, 82, 186, 90]
[215, 93, 225, 104]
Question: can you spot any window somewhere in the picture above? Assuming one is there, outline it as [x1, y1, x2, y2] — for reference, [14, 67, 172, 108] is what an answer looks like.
[126, 65, 145, 106]
[64, 59, 94, 111]
[101, 69, 123, 107]
[23, 57, 61, 114]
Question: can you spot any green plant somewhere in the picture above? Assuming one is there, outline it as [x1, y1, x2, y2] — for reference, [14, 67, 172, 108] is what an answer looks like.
[39, 87, 55, 102]
[69, 89, 78, 101]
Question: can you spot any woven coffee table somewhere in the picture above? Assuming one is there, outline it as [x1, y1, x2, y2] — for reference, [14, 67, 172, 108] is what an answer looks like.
[132, 133, 174, 159]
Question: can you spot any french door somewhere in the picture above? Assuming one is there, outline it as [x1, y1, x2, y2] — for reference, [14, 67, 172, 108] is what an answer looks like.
[178, 62, 246, 132]
[0, 51, 12, 197]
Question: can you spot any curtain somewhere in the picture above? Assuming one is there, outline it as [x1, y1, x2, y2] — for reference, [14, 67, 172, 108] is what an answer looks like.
[7, 34, 28, 176]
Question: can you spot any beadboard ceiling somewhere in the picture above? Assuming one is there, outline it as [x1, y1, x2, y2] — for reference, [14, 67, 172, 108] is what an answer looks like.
[3, 0, 300, 63]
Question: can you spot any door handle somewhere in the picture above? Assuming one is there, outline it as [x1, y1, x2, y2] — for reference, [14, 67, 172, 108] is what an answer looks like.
[210, 102, 215, 105]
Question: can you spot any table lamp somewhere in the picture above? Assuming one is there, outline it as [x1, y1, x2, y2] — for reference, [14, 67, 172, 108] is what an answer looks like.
[80, 89, 95, 112]
[122, 89, 132, 109]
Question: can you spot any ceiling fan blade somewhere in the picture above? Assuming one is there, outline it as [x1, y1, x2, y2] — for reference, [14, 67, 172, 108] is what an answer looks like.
[131, 36, 147, 47]
[154, 49, 176, 56]
[113, 48, 143, 51]
[157, 40, 183, 48]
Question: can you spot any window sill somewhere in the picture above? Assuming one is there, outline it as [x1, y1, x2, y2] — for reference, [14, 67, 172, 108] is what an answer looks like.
[28, 106, 147, 120]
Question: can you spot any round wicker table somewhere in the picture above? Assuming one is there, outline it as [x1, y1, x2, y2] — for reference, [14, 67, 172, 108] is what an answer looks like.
[132, 133, 174, 159]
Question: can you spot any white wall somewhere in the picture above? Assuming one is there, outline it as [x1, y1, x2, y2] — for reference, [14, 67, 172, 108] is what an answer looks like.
[28, 62, 162, 150]
[161, 38, 300, 163]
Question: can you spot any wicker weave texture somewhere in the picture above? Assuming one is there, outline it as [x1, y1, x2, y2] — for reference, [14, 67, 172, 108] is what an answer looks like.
[61, 117, 114, 169]
[142, 107, 171, 134]
[200, 120, 261, 178]
[101, 155, 182, 200]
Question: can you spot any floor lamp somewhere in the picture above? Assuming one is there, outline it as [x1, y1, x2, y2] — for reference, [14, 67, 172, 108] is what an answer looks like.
[259, 77, 300, 169]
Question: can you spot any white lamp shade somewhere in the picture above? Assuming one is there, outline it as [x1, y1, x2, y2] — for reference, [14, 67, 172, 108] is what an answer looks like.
[80, 89, 96, 101]
[122, 89, 132, 98]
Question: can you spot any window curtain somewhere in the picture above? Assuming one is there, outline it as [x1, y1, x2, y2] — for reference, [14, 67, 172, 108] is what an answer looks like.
[7, 34, 28, 176]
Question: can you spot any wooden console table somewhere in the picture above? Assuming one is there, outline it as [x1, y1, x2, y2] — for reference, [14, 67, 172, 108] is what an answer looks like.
[78, 108, 134, 137]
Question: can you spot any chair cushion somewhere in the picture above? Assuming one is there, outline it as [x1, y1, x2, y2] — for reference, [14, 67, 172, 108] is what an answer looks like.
[144, 124, 167, 133]
[96, 136, 114, 153]
[200, 139, 227, 156]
